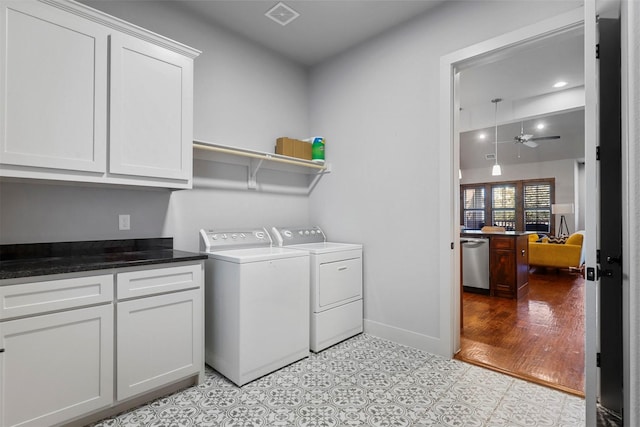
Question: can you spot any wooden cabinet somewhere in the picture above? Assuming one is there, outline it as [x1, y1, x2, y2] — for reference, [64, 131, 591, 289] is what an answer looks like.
[0, 275, 114, 427]
[0, 0, 108, 173]
[115, 264, 203, 400]
[0, 261, 204, 427]
[117, 289, 202, 400]
[0, 0, 200, 189]
[489, 234, 529, 299]
[109, 33, 193, 182]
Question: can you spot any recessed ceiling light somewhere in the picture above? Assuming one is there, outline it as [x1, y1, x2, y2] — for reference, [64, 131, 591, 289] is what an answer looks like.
[553, 81, 568, 88]
[479, 133, 487, 140]
[265, 2, 300, 26]
[536, 123, 545, 130]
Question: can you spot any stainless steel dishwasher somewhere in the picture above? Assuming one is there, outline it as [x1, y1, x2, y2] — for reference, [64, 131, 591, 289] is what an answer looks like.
[461, 237, 490, 292]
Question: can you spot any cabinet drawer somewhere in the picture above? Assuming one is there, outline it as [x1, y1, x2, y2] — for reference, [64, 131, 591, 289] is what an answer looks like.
[0, 275, 113, 320]
[490, 237, 514, 250]
[117, 263, 202, 300]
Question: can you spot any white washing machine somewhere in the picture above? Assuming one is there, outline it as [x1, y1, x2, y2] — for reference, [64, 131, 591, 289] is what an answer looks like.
[271, 226, 363, 352]
[199, 228, 310, 386]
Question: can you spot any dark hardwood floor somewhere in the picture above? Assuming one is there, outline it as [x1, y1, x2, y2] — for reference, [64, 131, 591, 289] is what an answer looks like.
[455, 267, 585, 396]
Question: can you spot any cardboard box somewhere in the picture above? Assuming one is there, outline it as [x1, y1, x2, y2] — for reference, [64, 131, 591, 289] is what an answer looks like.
[275, 137, 312, 160]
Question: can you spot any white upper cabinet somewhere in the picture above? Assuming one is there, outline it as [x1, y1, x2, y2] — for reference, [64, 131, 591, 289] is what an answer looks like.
[110, 33, 193, 181]
[0, 0, 200, 189]
[0, 1, 108, 173]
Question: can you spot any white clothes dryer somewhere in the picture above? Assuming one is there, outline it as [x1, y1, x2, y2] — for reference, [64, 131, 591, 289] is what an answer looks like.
[271, 226, 363, 352]
[199, 228, 310, 386]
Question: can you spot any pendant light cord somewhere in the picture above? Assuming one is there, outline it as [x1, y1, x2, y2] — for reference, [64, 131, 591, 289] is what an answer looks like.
[492, 98, 501, 166]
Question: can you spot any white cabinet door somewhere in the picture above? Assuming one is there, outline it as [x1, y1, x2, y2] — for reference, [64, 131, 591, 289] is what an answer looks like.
[0, 1, 107, 173]
[0, 304, 113, 427]
[109, 33, 193, 182]
[117, 289, 202, 400]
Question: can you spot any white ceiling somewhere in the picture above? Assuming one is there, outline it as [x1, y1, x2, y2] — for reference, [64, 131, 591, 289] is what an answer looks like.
[460, 108, 584, 170]
[459, 30, 584, 111]
[175, 0, 446, 66]
[459, 28, 585, 169]
[172, 1, 585, 169]
[99, 1, 585, 169]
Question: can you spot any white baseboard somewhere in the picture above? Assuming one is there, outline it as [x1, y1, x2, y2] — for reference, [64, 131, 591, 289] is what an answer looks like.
[363, 318, 446, 357]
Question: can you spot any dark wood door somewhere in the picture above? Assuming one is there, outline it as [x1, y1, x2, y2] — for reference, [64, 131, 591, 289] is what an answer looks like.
[598, 17, 623, 417]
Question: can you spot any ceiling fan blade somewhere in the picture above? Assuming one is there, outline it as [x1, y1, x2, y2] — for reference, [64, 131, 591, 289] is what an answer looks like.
[523, 140, 538, 148]
[530, 135, 561, 141]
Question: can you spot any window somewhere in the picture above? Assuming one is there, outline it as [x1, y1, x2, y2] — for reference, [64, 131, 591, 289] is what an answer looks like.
[460, 178, 555, 232]
[462, 187, 485, 229]
[524, 182, 552, 232]
[492, 185, 516, 230]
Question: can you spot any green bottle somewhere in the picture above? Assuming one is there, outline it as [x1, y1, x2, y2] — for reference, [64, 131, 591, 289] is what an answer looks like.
[311, 136, 325, 163]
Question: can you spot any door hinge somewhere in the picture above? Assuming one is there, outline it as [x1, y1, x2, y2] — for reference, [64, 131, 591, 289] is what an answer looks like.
[597, 249, 601, 263]
[451, 242, 455, 250]
[596, 43, 600, 59]
[596, 146, 601, 160]
[597, 352, 601, 367]
[586, 266, 601, 281]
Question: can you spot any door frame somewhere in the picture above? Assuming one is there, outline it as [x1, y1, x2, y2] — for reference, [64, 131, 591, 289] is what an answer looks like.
[438, 6, 596, 425]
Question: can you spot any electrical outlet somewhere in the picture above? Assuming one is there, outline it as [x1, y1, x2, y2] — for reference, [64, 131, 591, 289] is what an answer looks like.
[118, 214, 130, 231]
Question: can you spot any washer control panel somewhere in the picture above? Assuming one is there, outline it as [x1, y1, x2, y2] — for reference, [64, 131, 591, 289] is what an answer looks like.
[200, 228, 272, 252]
[271, 226, 326, 246]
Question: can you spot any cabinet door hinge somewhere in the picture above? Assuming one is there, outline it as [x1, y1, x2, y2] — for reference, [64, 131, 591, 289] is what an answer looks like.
[596, 146, 601, 160]
[596, 43, 600, 59]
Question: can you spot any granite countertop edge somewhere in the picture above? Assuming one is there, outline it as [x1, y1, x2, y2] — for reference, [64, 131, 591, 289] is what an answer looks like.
[460, 230, 535, 237]
[0, 239, 207, 281]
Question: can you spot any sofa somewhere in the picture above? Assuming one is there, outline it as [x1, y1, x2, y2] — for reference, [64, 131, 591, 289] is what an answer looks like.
[528, 231, 585, 269]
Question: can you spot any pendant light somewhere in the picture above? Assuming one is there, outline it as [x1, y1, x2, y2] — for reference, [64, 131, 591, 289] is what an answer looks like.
[491, 98, 502, 176]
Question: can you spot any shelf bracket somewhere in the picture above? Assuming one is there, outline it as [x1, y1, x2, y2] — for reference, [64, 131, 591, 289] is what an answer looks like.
[308, 167, 330, 193]
[248, 158, 264, 189]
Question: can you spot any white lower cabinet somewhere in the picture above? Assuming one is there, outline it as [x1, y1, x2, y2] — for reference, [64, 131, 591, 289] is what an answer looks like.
[0, 261, 204, 427]
[0, 304, 114, 427]
[117, 288, 202, 400]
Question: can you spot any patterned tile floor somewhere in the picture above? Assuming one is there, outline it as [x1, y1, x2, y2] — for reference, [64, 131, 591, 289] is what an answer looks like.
[93, 334, 585, 426]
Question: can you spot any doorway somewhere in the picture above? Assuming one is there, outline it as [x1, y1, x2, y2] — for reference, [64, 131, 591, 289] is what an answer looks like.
[454, 28, 586, 395]
[437, 6, 597, 424]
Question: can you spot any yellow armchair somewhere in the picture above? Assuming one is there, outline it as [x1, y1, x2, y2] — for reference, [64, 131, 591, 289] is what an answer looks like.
[528, 232, 584, 269]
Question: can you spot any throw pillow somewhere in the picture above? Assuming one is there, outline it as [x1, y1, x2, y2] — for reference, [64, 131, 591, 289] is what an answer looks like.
[547, 236, 568, 244]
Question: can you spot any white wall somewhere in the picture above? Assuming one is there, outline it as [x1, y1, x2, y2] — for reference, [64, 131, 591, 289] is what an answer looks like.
[308, 0, 582, 353]
[0, 1, 311, 248]
[0, 182, 171, 243]
[460, 158, 581, 234]
[622, 0, 639, 423]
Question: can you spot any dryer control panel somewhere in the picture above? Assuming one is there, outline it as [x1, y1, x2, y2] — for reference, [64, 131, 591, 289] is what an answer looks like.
[271, 226, 326, 246]
[199, 228, 272, 252]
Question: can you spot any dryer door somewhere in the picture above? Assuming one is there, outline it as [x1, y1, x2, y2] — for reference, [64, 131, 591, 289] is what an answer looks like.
[317, 257, 362, 310]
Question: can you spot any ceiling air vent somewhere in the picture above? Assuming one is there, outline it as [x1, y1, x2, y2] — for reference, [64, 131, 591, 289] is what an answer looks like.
[485, 153, 496, 160]
[265, 2, 300, 26]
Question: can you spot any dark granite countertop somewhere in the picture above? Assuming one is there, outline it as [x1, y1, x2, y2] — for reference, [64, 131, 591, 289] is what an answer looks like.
[0, 238, 207, 280]
[460, 230, 534, 237]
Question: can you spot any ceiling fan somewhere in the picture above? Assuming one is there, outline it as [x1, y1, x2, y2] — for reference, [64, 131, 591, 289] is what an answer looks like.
[509, 122, 561, 148]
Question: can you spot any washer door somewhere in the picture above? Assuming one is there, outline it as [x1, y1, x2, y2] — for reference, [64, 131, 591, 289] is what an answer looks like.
[318, 257, 362, 309]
